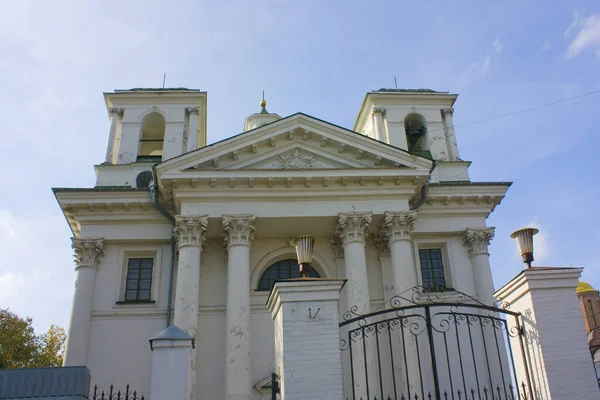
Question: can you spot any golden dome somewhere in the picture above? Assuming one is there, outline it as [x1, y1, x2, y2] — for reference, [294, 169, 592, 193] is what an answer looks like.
[260, 99, 267, 107]
[576, 281, 596, 294]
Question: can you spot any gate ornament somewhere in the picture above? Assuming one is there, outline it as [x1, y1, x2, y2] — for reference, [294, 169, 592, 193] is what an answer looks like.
[339, 285, 536, 400]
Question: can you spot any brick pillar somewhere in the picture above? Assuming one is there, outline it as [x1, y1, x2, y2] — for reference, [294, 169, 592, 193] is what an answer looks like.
[267, 279, 346, 400]
[494, 267, 600, 400]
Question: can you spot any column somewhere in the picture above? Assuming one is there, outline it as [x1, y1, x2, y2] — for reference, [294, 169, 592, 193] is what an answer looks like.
[335, 212, 374, 400]
[441, 108, 460, 161]
[335, 212, 372, 314]
[464, 227, 508, 392]
[149, 326, 195, 400]
[380, 212, 419, 397]
[372, 108, 387, 143]
[463, 227, 496, 306]
[380, 211, 418, 297]
[494, 267, 600, 400]
[63, 238, 104, 366]
[104, 108, 124, 164]
[173, 215, 208, 400]
[186, 107, 200, 153]
[267, 279, 346, 400]
[222, 214, 256, 400]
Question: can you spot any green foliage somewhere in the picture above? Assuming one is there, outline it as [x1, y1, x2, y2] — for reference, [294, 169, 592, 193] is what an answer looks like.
[0, 308, 65, 369]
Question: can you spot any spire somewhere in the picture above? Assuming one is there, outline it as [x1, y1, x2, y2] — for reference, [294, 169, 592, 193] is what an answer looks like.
[260, 91, 268, 114]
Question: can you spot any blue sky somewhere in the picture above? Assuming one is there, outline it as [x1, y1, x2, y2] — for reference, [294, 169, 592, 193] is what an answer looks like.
[1, 0, 599, 332]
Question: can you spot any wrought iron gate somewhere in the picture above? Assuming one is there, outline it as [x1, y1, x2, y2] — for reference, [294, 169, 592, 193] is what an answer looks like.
[339, 286, 535, 400]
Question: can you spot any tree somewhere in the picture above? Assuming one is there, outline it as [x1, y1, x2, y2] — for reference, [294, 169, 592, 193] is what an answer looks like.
[38, 325, 66, 367]
[0, 308, 66, 369]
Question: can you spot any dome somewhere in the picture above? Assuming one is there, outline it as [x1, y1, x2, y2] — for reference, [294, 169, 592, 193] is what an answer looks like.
[576, 281, 596, 294]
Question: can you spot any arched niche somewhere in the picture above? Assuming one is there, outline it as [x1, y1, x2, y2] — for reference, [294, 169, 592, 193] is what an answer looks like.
[404, 113, 427, 151]
[138, 112, 166, 158]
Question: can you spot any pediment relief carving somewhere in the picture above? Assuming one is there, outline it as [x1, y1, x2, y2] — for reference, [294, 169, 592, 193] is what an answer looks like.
[276, 148, 316, 169]
[247, 148, 352, 170]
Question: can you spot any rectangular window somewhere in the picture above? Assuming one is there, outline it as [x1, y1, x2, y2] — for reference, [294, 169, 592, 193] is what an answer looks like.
[124, 258, 153, 301]
[419, 249, 446, 289]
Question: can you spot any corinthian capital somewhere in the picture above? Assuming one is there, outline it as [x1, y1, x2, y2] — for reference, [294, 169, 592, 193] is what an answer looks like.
[72, 238, 104, 269]
[463, 227, 495, 257]
[186, 107, 200, 116]
[222, 214, 256, 247]
[335, 212, 373, 245]
[381, 211, 418, 243]
[372, 107, 386, 116]
[441, 108, 454, 118]
[108, 108, 124, 117]
[174, 215, 208, 248]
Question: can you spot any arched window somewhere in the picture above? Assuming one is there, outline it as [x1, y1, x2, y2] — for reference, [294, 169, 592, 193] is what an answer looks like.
[138, 112, 166, 159]
[256, 258, 321, 291]
[404, 113, 427, 151]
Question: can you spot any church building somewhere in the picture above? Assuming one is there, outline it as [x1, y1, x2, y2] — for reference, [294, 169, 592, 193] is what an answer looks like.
[53, 87, 511, 400]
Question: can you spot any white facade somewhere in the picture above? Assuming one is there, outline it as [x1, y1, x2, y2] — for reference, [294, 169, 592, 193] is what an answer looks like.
[54, 88, 511, 400]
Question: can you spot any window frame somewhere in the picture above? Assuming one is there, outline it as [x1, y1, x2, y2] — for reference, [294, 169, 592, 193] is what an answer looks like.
[418, 248, 447, 291]
[114, 247, 162, 307]
[122, 257, 154, 302]
[413, 240, 453, 291]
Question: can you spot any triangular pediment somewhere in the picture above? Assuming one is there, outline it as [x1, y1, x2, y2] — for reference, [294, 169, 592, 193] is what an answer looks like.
[157, 113, 432, 178]
[242, 146, 360, 170]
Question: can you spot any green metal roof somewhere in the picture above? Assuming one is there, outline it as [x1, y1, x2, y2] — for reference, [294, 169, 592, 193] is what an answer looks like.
[114, 87, 199, 92]
[374, 88, 445, 93]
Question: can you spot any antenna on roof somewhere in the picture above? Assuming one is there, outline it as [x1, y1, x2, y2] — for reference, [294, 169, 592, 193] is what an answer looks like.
[394, 77, 398, 89]
[162, 73, 166, 89]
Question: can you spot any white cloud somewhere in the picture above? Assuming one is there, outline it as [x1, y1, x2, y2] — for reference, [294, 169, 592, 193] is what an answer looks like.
[493, 38, 503, 54]
[458, 38, 502, 86]
[0, 210, 74, 331]
[0, 273, 26, 303]
[0, 210, 18, 239]
[566, 13, 600, 58]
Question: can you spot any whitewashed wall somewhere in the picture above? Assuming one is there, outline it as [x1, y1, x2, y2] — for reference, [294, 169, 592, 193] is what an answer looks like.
[81, 215, 488, 400]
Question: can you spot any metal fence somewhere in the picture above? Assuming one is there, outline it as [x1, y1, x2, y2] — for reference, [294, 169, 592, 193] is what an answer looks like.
[90, 384, 145, 400]
[339, 286, 535, 400]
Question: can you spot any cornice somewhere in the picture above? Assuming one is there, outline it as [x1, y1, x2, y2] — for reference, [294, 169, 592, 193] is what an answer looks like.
[54, 189, 162, 236]
[421, 182, 510, 214]
[104, 91, 206, 108]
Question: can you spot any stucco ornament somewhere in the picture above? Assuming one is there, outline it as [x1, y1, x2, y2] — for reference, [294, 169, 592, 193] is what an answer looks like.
[441, 108, 454, 117]
[71, 238, 105, 268]
[380, 211, 418, 243]
[222, 214, 256, 247]
[463, 227, 495, 257]
[372, 232, 390, 257]
[277, 148, 316, 169]
[335, 212, 373, 244]
[174, 215, 208, 248]
[108, 107, 124, 117]
[186, 106, 200, 115]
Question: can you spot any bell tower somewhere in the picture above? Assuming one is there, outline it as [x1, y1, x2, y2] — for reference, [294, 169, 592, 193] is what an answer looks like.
[103, 88, 207, 164]
[354, 88, 469, 182]
[96, 88, 207, 188]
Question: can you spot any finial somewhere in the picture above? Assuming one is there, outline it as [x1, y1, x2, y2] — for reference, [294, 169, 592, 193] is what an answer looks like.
[260, 91, 268, 113]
